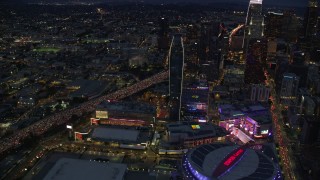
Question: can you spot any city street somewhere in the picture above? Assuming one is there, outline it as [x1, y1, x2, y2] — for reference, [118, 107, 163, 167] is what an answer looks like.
[265, 70, 296, 180]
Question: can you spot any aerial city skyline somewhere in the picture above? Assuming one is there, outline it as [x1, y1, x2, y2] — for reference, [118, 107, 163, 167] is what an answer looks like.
[0, 0, 319, 179]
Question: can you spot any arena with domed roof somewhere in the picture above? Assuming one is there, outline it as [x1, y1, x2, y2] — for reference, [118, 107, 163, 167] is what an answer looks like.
[182, 143, 282, 180]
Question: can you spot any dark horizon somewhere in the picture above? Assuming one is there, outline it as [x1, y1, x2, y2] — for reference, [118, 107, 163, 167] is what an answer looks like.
[0, 0, 310, 7]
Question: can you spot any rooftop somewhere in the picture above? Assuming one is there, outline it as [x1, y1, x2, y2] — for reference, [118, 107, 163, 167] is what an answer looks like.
[181, 88, 208, 104]
[218, 104, 270, 121]
[43, 158, 127, 180]
[97, 101, 156, 114]
[166, 122, 228, 139]
[91, 127, 140, 142]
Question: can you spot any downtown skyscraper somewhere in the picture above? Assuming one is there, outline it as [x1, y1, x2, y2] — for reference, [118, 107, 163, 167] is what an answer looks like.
[243, 0, 266, 84]
[303, 0, 318, 39]
[243, 0, 264, 52]
[169, 34, 185, 121]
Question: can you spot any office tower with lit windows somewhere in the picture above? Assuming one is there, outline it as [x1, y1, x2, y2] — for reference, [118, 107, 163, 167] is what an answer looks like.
[282, 10, 300, 42]
[198, 22, 222, 65]
[264, 12, 284, 38]
[169, 34, 185, 121]
[303, 0, 318, 39]
[244, 38, 267, 84]
[280, 73, 300, 106]
[264, 11, 299, 42]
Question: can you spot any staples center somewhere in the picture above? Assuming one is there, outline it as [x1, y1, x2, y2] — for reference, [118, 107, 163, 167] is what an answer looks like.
[182, 143, 281, 180]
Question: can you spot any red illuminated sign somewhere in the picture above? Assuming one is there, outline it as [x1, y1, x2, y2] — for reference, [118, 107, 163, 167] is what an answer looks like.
[91, 118, 100, 125]
[213, 146, 247, 178]
[223, 149, 244, 166]
[76, 133, 83, 140]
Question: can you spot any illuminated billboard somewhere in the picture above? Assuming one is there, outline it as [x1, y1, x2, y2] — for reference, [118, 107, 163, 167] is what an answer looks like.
[191, 125, 201, 130]
[96, 110, 108, 119]
[75, 132, 83, 140]
[90, 118, 100, 125]
[250, 0, 262, 4]
[74, 132, 89, 141]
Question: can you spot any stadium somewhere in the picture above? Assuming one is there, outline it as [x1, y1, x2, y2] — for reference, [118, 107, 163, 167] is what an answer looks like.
[182, 143, 282, 180]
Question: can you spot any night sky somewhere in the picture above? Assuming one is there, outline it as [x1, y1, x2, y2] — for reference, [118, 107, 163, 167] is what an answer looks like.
[153, 0, 308, 7]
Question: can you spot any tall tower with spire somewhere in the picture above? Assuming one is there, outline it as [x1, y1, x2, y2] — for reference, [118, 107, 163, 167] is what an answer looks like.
[304, 0, 318, 38]
[243, 0, 264, 52]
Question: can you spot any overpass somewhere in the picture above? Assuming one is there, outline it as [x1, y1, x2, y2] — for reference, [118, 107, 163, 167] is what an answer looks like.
[0, 70, 169, 155]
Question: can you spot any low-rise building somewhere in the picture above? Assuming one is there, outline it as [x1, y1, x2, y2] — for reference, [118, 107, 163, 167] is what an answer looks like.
[165, 122, 228, 148]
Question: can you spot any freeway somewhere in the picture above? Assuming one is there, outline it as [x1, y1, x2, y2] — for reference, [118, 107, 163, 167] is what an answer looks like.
[0, 70, 169, 156]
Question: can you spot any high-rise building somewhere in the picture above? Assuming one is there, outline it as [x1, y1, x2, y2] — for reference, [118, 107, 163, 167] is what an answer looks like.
[230, 25, 244, 51]
[198, 22, 222, 64]
[243, 0, 266, 85]
[264, 12, 284, 38]
[159, 17, 169, 37]
[169, 34, 185, 121]
[300, 95, 316, 116]
[282, 10, 300, 42]
[303, 0, 318, 39]
[180, 80, 209, 123]
[243, 0, 264, 51]
[300, 117, 320, 145]
[158, 17, 170, 49]
[280, 73, 300, 106]
[244, 39, 267, 84]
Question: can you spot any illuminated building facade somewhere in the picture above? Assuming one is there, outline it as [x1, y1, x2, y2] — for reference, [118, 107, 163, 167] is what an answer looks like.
[91, 117, 148, 127]
[303, 0, 318, 39]
[280, 73, 300, 106]
[93, 101, 155, 126]
[218, 104, 272, 138]
[180, 81, 209, 122]
[182, 143, 280, 180]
